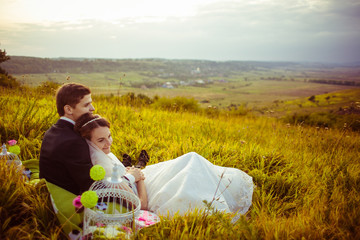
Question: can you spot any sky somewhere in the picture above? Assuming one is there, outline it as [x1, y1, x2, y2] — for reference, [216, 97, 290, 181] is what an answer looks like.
[1, 0, 359, 63]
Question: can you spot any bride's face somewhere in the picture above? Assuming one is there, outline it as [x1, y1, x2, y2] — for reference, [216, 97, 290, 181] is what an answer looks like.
[90, 126, 113, 154]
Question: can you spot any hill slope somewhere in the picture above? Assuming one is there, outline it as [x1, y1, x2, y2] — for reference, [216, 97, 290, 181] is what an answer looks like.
[0, 87, 359, 239]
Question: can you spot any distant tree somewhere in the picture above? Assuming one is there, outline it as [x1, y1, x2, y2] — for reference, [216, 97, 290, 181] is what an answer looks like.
[325, 96, 331, 103]
[0, 48, 20, 88]
[0, 48, 10, 74]
[308, 95, 316, 102]
[0, 48, 10, 64]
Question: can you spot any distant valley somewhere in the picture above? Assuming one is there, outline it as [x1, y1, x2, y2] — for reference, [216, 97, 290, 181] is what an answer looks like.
[2, 56, 360, 110]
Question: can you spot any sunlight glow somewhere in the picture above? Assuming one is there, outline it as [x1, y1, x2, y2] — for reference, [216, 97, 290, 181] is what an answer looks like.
[1, 0, 219, 24]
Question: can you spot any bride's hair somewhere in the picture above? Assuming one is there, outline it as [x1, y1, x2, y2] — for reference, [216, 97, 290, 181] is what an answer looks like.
[74, 112, 110, 140]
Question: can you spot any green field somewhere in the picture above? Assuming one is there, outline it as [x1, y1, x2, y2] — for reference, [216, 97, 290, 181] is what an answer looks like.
[5, 57, 358, 109]
[14, 71, 360, 109]
[1, 85, 360, 239]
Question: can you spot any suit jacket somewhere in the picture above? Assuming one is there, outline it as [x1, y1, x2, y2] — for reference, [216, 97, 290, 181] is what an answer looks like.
[39, 119, 94, 195]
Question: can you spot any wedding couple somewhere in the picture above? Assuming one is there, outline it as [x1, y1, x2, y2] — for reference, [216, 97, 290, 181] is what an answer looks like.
[39, 83, 254, 216]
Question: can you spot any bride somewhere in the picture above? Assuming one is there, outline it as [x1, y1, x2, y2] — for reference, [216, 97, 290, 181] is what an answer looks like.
[74, 113, 254, 217]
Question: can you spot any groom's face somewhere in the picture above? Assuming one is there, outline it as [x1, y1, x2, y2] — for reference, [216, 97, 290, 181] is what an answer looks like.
[70, 94, 95, 121]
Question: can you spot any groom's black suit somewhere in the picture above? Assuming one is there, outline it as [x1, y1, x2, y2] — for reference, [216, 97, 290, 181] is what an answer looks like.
[40, 119, 94, 195]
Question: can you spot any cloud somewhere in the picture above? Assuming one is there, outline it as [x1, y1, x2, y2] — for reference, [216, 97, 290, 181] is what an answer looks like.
[183, 0, 360, 61]
[1, 0, 359, 62]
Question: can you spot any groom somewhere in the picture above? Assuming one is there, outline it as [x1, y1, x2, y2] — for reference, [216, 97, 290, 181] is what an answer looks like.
[39, 83, 142, 195]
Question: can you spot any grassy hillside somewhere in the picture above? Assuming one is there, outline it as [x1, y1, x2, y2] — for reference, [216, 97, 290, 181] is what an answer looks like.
[1, 86, 359, 239]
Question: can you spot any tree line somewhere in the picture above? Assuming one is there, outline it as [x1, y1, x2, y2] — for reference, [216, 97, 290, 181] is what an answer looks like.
[1, 56, 313, 76]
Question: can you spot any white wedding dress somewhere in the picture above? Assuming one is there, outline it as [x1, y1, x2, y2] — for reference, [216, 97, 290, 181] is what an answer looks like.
[87, 142, 254, 217]
[142, 152, 254, 216]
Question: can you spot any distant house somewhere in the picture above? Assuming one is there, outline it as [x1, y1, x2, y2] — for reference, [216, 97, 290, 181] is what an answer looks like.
[196, 79, 205, 84]
[179, 81, 189, 86]
[162, 82, 174, 89]
[191, 67, 201, 75]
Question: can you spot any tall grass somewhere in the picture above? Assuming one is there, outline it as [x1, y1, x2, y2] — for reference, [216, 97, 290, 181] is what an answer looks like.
[0, 161, 65, 239]
[0, 87, 359, 239]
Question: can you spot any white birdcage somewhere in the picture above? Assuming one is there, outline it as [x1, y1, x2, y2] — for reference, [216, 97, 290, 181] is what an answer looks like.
[0, 143, 22, 167]
[82, 165, 141, 239]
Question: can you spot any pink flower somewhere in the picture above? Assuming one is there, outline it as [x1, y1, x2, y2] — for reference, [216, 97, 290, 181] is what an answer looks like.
[72, 195, 82, 208]
[138, 217, 155, 226]
[137, 210, 157, 226]
[121, 226, 132, 234]
[96, 223, 106, 227]
[8, 140, 17, 146]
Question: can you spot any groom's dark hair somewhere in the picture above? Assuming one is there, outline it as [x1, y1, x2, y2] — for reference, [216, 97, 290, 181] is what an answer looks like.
[56, 83, 91, 116]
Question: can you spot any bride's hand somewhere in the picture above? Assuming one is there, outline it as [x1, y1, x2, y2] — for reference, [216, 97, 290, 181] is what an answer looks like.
[140, 171, 145, 180]
[126, 167, 143, 182]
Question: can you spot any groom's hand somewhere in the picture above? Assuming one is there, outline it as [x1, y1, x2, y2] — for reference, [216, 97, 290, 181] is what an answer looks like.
[126, 167, 143, 182]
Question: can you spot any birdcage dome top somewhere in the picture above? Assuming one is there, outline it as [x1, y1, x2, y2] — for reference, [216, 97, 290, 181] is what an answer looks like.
[1, 143, 21, 166]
